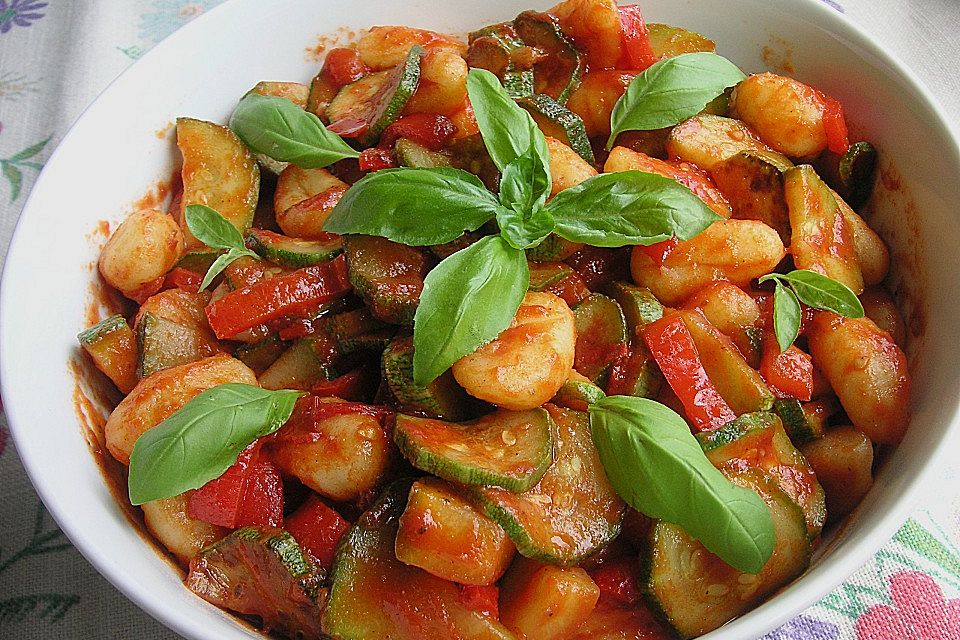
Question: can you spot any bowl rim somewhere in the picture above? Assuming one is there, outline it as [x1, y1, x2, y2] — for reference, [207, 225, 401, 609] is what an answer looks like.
[3, 0, 959, 638]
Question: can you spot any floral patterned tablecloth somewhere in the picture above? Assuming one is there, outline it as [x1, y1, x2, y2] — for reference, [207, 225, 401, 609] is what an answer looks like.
[0, 1, 958, 639]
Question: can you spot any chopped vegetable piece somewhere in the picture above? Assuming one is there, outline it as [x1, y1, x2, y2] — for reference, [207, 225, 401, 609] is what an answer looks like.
[709, 151, 792, 243]
[258, 336, 338, 391]
[77, 315, 138, 394]
[815, 89, 849, 155]
[285, 494, 350, 570]
[187, 527, 325, 639]
[665, 114, 789, 172]
[573, 294, 629, 385]
[617, 5, 658, 71]
[527, 234, 584, 262]
[382, 335, 470, 420]
[528, 261, 575, 292]
[606, 343, 662, 399]
[647, 23, 716, 58]
[760, 338, 814, 401]
[358, 146, 396, 172]
[380, 113, 457, 150]
[773, 397, 834, 446]
[499, 557, 600, 640]
[513, 11, 584, 104]
[467, 22, 535, 99]
[518, 94, 594, 163]
[394, 408, 553, 491]
[605, 281, 664, 331]
[345, 235, 428, 325]
[308, 47, 369, 120]
[233, 337, 286, 375]
[553, 372, 606, 411]
[589, 557, 642, 607]
[814, 140, 877, 210]
[394, 138, 453, 168]
[245, 228, 342, 268]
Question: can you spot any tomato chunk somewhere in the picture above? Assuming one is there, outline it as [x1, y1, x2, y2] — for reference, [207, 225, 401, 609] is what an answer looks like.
[589, 558, 641, 607]
[459, 584, 499, 619]
[163, 267, 202, 293]
[381, 113, 457, 151]
[760, 337, 814, 401]
[618, 5, 658, 71]
[322, 47, 369, 89]
[814, 89, 849, 154]
[636, 237, 679, 267]
[285, 494, 350, 570]
[188, 442, 284, 529]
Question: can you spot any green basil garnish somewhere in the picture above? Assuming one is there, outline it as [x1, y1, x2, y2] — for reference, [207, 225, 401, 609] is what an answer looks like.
[760, 269, 864, 350]
[323, 167, 500, 246]
[412, 235, 529, 386]
[127, 384, 301, 505]
[588, 395, 775, 574]
[184, 204, 260, 290]
[607, 52, 746, 149]
[229, 93, 359, 168]
[547, 171, 721, 247]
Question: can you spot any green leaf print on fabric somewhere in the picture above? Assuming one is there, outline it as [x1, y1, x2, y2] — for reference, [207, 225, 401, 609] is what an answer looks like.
[0, 501, 72, 575]
[0, 135, 50, 202]
[895, 518, 960, 583]
[0, 594, 80, 624]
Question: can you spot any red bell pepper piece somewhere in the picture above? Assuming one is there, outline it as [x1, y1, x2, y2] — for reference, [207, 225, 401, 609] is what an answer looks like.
[163, 267, 202, 293]
[589, 558, 641, 607]
[188, 442, 284, 529]
[205, 255, 352, 339]
[380, 113, 457, 151]
[459, 585, 499, 619]
[618, 5, 658, 71]
[358, 147, 397, 172]
[285, 494, 350, 570]
[636, 236, 679, 267]
[814, 89, 849, 154]
[641, 314, 736, 432]
[310, 367, 376, 401]
[759, 336, 814, 401]
[279, 396, 392, 445]
[321, 47, 369, 90]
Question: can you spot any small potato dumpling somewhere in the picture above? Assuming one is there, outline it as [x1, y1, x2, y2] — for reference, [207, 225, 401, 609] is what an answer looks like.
[605, 146, 732, 218]
[631, 219, 786, 306]
[546, 137, 597, 196]
[801, 426, 874, 521]
[98, 208, 184, 299]
[404, 48, 468, 116]
[730, 72, 828, 158]
[566, 70, 635, 138]
[683, 282, 762, 366]
[142, 492, 227, 566]
[860, 286, 907, 348]
[499, 557, 601, 640]
[357, 26, 466, 70]
[832, 188, 890, 286]
[274, 165, 348, 239]
[453, 291, 575, 411]
[271, 409, 391, 501]
[550, 0, 624, 69]
[105, 354, 258, 465]
[808, 312, 910, 444]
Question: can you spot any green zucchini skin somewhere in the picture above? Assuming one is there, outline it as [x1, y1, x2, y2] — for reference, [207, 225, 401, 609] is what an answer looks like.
[572, 294, 629, 386]
[323, 480, 515, 640]
[245, 228, 342, 268]
[468, 405, 625, 566]
[258, 337, 337, 391]
[394, 408, 554, 491]
[77, 314, 139, 394]
[467, 22, 535, 99]
[527, 261, 575, 292]
[512, 11, 584, 105]
[394, 138, 453, 168]
[233, 336, 286, 375]
[344, 235, 428, 326]
[774, 398, 825, 446]
[518, 94, 594, 164]
[382, 335, 470, 421]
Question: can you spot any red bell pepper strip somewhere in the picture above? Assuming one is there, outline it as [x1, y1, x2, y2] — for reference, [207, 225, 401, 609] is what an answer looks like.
[814, 89, 849, 154]
[380, 113, 457, 151]
[187, 442, 284, 528]
[589, 558, 641, 607]
[321, 47, 369, 90]
[618, 5, 658, 71]
[636, 236, 679, 267]
[759, 336, 814, 401]
[205, 255, 352, 339]
[285, 494, 350, 570]
[459, 585, 499, 619]
[163, 267, 202, 293]
[358, 147, 397, 172]
[641, 314, 736, 432]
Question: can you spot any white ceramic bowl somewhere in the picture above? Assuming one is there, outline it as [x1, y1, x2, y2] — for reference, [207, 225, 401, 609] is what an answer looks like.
[3, 0, 959, 638]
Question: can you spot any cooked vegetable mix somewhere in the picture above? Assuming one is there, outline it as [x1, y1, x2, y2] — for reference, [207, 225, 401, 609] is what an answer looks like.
[81, 2, 910, 638]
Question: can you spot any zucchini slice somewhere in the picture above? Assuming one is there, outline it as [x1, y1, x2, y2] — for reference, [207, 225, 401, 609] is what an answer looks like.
[526, 234, 584, 261]
[774, 398, 827, 446]
[323, 481, 516, 640]
[813, 140, 877, 210]
[233, 336, 286, 375]
[176, 118, 259, 248]
[187, 527, 325, 640]
[552, 374, 606, 411]
[641, 469, 810, 639]
[513, 11, 584, 104]
[394, 408, 554, 491]
[327, 45, 422, 146]
[469, 405, 626, 566]
[77, 315, 138, 394]
[528, 261, 575, 292]
[395, 138, 453, 168]
[395, 477, 515, 585]
[573, 294, 629, 386]
[134, 289, 222, 378]
[518, 94, 594, 164]
[243, 81, 310, 175]
[666, 114, 790, 172]
[382, 335, 470, 421]
[710, 151, 793, 243]
[605, 282, 663, 332]
[698, 412, 826, 540]
[174, 250, 219, 275]
[345, 235, 429, 325]
[258, 337, 337, 391]
[467, 22, 535, 99]
[316, 308, 392, 354]
[245, 228, 342, 268]
[647, 23, 716, 58]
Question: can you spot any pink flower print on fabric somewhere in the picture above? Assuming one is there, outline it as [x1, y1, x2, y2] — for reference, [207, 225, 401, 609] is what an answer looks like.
[856, 571, 960, 640]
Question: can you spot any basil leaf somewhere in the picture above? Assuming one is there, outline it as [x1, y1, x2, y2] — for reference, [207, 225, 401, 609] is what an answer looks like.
[230, 93, 359, 168]
[498, 141, 551, 216]
[607, 52, 746, 149]
[589, 395, 775, 574]
[497, 206, 555, 250]
[467, 68, 551, 173]
[413, 235, 529, 386]
[772, 282, 802, 352]
[778, 269, 865, 318]
[199, 247, 254, 291]
[185, 204, 246, 250]
[547, 171, 721, 247]
[128, 384, 301, 505]
[322, 167, 500, 245]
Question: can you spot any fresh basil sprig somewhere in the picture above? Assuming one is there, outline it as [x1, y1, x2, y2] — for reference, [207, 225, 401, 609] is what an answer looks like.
[588, 395, 775, 574]
[184, 204, 260, 290]
[229, 93, 359, 168]
[128, 384, 301, 505]
[607, 52, 746, 149]
[759, 269, 865, 351]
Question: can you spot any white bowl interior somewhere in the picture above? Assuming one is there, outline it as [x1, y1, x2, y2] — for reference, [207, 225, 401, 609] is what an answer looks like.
[3, 0, 960, 638]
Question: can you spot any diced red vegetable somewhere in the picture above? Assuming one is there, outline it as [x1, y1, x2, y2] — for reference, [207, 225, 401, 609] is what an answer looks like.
[163, 267, 202, 293]
[459, 584, 499, 619]
[359, 147, 397, 172]
[322, 47, 369, 90]
[381, 113, 457, 151]
[565, 246, 631, 291]
[125, 275, 165, 304]
[606, 343, 649, 396]
[205, 255, 352, 339]
[760, 337, 814, 401]
[617, 5, 658, 71]
[641, 314, 736, 432]
[188, 442, 283, 529]
[546, 271, 591, 307]
[636, 237, 679, 267]
[285, 494, 350, 570]
[815, 89, 849, 154]
[589, 558, 641, 607]
[310, 367, 376, 401]
[279, 395, 392, 445]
